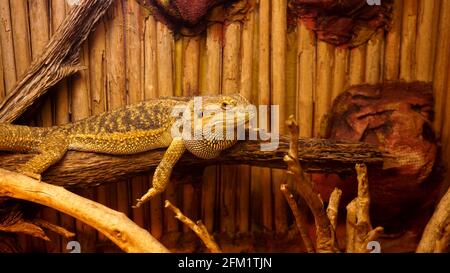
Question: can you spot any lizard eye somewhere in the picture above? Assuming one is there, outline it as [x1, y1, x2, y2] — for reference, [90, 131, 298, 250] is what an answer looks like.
[221, 101, 228, 110]
[197, 111, 203, 118]
[221, 100, 234, 110]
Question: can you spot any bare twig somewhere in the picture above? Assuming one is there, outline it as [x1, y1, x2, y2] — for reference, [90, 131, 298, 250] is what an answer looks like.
[346, 164, 384, 253]
[0, 218, 49, 241]
[0, 168, 169, 253]
[327, 188, 342, 231]
[417, 186, 450, 253]
[32, 219, 75, 239]
[165, 200, 221, 253]
[280, 184, 315, 253]
[283, 115, 338, 253]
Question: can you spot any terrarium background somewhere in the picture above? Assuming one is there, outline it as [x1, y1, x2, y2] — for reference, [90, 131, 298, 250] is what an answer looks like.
[0, 0, 449, 252]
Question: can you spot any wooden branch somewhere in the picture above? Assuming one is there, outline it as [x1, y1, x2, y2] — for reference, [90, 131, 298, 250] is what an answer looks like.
[0, 168, 169, 253]
[0, 0, 113, 123]
[327, 188, 342, 233]
[280, 184, 315, 253]
[283, 116, 338, 253]
[165, 200, 221, 253]
[32, 219, 75, 239]
[417, 186, 450, 253]
[346, 164, 383, 253]
[0, 216, 50, 241]
[0, 136, 386, 188]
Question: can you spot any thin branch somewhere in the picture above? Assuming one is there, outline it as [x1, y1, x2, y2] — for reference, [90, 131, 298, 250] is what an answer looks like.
[346, 164, 384, 253]
[0, 168, 169, 253]
[327, 188, 342, 233]
[283, 115, 338, 253]
[0, 218, 50, 241]
[417, 186, 450, 253]
[32, 219, 75, 239]
[280, 184, 315, 253]
[165, 200, 221, 253]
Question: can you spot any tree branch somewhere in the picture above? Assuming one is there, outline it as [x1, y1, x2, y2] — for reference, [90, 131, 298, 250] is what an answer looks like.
[280, 184, 315, 253]
[417, 186, 450, 253]
[0, 137, 387, 188]
[0, 0, 113, 123]
[283, 116, 339, 253]
[165, 200, 221, 253]
[0, 168, 169, 253]
[346, 164, 383, 253]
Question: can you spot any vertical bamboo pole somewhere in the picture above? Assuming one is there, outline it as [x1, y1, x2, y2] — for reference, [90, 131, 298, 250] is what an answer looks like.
[297, 24, 315, 137]
[432, 0, 450, 136]
[114, 6, 131, 222]
[106, 2, 127, 243]
[286, 32, 297, 117]
[181, 36, 200, 233]
[124, 0, 147, 231]
[157, 22, 175, 97]
[68, 1, 95, 251]
[72, 44, 98, 253]
[175, 39, 183, 97]
[28, 0, 53, 253]
[156, 21, 179, 236]
[365, 31, 384, 84]
[399, 0, 418, 81]
[271, 0, 288, 234]
[201, 23, 223, 233]
[433, 0, 450, 197]
[88, 14, 108, 248]
[221, 21, 241, 235]
[182, 37, 200, 95]
[254, 0, 273, 233]
[67, 0, 95, 250]
[415, 0, 439, 82]
[144, 16, 159, 99]
[52, 1, 70, 127]
[52, 1, 73, 253]
[384, 0, 403, 81]
[349, 45, 366, 86]
[331, 48, 348, 101]
[144, 14, 163, 239]
[314, 41, 334, 136]
[237, 10, 255, 234]
[0, 0, 16, 93]
[5, 0, 26, 252]
[10, 0, 31, 78]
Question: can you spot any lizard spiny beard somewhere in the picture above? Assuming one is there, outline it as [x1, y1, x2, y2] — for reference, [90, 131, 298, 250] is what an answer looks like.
[183, 123, 237, 159]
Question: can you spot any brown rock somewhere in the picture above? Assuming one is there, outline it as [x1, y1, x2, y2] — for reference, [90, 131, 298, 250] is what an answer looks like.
[313, 82, 440, 228]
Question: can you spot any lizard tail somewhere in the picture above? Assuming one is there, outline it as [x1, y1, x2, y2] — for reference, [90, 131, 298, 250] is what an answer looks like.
[0, 124, 51, 152]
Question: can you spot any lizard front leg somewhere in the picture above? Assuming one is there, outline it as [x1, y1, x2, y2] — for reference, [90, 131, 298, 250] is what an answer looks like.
[17, 131, 69, 181]
[133, 137, 186, 208]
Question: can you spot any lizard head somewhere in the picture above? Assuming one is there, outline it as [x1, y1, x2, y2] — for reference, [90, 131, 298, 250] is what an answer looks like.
[181, 94, 255, 159]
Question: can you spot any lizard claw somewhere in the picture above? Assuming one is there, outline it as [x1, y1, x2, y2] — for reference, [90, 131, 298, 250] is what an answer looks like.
[132, 188, 160, 209]
[132, 199, 143, 209]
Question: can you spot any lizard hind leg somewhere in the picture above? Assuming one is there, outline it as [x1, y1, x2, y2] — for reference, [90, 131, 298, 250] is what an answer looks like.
[133, 137, 186, 208]
[17, 131, 69, 181]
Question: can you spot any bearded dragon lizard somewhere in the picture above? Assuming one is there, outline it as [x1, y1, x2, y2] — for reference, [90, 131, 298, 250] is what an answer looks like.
[0, 94, 253, 208]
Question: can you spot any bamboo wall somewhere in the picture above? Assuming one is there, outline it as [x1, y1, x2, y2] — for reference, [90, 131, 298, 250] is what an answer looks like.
[0, 0, 449, 252]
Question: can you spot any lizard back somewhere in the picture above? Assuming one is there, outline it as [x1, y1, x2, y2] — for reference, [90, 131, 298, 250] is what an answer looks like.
[65, 98, 187, 155]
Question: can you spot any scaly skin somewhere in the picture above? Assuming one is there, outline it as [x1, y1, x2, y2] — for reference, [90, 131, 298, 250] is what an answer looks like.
[0, 94, 252, 207]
